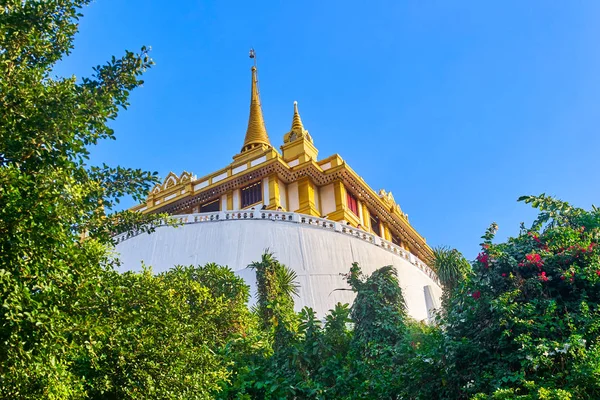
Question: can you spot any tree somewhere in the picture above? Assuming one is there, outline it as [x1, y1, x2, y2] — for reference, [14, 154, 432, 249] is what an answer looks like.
[0, 1, 163, 397]
[71, 264, 253, 400]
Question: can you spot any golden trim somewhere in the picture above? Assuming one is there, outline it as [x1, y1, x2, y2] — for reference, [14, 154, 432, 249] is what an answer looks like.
[227, 191, 233, 211]
[297, 176, 319, 216]
[267, 174, 280, 210]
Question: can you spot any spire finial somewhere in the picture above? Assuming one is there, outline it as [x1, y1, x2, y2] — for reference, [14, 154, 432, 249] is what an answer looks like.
[241, 50, 270, 152]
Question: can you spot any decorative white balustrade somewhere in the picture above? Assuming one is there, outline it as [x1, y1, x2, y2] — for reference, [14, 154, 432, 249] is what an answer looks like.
[113, 210, 440, 286]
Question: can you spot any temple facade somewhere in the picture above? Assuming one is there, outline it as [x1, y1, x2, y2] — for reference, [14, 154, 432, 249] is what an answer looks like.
[116, 65, 441, 321]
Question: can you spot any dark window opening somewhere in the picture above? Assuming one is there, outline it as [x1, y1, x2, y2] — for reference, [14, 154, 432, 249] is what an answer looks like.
[346, 190, 359, 216]
[392, 234, 402, 246]
[241, 181, 262, 208]
[200, 199, 220, 213]
[370, 213, 381, 236]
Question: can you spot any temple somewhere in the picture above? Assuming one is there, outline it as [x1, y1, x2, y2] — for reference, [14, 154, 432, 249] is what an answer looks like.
[131, 65, 432, 263]
[117, 63, 440, 321]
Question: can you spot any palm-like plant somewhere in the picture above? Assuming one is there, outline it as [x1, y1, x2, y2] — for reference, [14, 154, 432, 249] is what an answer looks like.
[274, 262, 300, 299]
[249, 251, 299, 330]
[432, 246, 471, 291]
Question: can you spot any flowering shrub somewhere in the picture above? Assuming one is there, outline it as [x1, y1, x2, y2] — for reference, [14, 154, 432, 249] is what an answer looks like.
[438, 195, 600, 399]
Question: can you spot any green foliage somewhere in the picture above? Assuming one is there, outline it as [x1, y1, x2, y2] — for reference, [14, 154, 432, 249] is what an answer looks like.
[346, 263, 406, 344]
[433, 246, 471, 290]
[3, 1, 599, 398]
[71, 264, 251, 399]
[0, 1, 168, 397]
[436, 195, 600, 399]
[0, 2, 248, 398]
[433, 246, 471, 313]
[249, 251, 299, 332]
[219, 196, 600, 399]
[218, 262, 411, 399]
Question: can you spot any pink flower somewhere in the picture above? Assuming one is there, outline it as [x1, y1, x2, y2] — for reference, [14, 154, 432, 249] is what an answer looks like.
[524, 253, 544, 268]
[472, 290, 481, 300]
[528, 231, 541, 243]
[477, 253, 489, 268]
[539, 271, 548, 282]
[501, 273, 507, 277]
[589, 243, 597, 252]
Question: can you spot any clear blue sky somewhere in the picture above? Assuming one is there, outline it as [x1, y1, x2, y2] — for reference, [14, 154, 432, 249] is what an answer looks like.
[55, 1, 600, 260]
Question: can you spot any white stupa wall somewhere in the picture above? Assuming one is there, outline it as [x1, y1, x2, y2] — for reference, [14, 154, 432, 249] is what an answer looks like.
[114, 212, 442, 321]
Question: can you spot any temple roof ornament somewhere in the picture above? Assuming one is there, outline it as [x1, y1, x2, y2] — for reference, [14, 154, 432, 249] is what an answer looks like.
[149, 171, 196, 197]
[240, 65, 271, 152]
[284, 101, 313, 144]
[379, 189, 408, 219]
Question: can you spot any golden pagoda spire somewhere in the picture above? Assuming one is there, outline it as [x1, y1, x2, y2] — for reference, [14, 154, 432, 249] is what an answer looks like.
[291, 101, 304, 132]
[241, 65, 271, 152]
[283, 101, 312, 144]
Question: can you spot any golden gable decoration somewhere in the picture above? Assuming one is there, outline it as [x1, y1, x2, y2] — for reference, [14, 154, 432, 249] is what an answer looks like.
[149, 171, 196, 197]
[379, 189, 409, 220]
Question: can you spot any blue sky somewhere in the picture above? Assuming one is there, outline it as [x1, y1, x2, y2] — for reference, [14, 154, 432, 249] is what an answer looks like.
[55, 1, 600, 260]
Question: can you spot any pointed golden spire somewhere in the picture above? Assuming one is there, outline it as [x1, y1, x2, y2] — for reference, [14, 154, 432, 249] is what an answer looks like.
[283, 100, 312, 144]
[291, 101, 304, 132]
[241, 66, 271, 152]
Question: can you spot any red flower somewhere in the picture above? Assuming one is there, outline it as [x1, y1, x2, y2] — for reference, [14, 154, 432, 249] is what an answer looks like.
[561, 276, 566, 281]
[501, 273, 507, 277]
[482, 244, 490, 249]
[524, 253, 544, 269]
[539, 271, 548, 282]
[596, 270, 600, 277]
[528, 231, 541, 243]
[472, 290, 481, 300]
[589, 243, 597, 252]
[477, 253, 489, 268]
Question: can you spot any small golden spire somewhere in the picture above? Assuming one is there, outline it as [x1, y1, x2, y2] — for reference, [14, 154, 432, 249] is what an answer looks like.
[291, 101, 304, 132]
[283, 100, 312, 144]
[241, 65, 271, 152]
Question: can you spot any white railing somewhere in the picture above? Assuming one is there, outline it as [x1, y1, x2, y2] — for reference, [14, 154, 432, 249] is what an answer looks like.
[113, 210, 440, 285]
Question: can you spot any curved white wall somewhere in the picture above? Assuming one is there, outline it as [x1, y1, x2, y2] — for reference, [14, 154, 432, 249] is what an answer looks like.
[114, 215, 441, 321]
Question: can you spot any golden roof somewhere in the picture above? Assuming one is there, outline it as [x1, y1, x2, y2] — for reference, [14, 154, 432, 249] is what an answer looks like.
[241, 66, 271, 152]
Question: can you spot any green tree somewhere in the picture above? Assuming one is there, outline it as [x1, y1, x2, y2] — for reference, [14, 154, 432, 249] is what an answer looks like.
[0, 1, 163, 397]
[72, 264, 253, 400]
